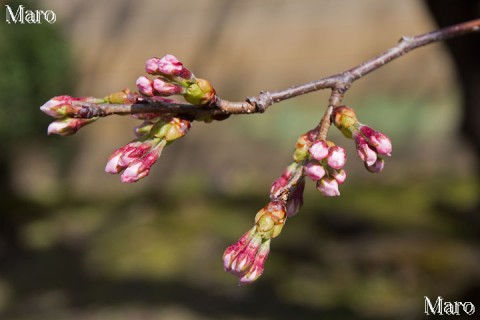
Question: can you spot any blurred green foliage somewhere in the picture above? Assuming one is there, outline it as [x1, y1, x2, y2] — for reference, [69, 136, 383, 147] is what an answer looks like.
[0, 0, 73, 141]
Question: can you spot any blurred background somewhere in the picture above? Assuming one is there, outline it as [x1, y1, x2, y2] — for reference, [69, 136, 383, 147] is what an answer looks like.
[1, 0, 479, 319]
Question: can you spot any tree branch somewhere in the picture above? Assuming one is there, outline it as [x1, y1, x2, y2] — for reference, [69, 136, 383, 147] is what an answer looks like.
[72, 19, 480, 120]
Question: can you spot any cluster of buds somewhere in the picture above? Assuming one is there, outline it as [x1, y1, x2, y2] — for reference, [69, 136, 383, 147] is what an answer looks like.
[136, 54, 216, 106]
[223, 200, 287, 285]
[305, 140, 347, 196]
[40, 90, 141, 136]
[40, 95, 101, 136]
[291, 130, 347, 197]
[332, 106, 392, 172]
[105, 116, 191, 183]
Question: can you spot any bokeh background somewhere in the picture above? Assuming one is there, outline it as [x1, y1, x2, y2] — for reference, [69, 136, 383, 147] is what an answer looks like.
[1, 0, 479, 319]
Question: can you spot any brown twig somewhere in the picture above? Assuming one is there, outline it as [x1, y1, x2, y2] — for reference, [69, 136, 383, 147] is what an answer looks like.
[73, 19, 480, 123]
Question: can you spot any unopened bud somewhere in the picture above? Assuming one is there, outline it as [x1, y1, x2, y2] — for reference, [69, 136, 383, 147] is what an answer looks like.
[153, 78, 184, 96]
[136, 76, 154, 96]
[327, 145, 347, 170]
[239, 240, 271, 285]
[365, 158, 385, 173]
[184, 78, 216, 106]
[47, 117, 97, 136]
[332, 106, 359, 138]
[317, 177, 340, 197]
[360, 125, 392, 156]
[304, 161, 326, 181]
[309, 140, 329, 161]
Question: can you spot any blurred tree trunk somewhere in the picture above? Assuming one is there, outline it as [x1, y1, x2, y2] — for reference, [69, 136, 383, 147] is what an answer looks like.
[424, 0, 480, 178]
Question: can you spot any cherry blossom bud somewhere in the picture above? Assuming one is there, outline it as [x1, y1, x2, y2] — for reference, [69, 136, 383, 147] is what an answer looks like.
[136, 76, 154, 96]
[270, 162, 298, 199]
[309, 140, 329, 161]
[331, 169, 347, 184]
[293, 130, 317, 162]
[355, 134, 377, 166]
[184, 78, 216, 106]
[164, 118, 191, 142]
[304, 161, 326, 181]
[332, 106, 359, 138]
[286, 178, 304, 217]
[223, 227, 255, 272]
[228, 234, 262, 276]
[40, 96, 75, 118]
[47, 117, 97, 136]
[239, 240, 271, 285]
[360, 126, 392, 156]
[120, 141, 166, 183]
[327, 145, 347, 170]
[157, 54, 193, 80]
[254, 200, 287, 239]
[153, 78, 184, 96]
[105, 141, 147, 174]
[365, 158, 385, 173]
[145, 57, 161, 74]
[317, 177, 340, 197]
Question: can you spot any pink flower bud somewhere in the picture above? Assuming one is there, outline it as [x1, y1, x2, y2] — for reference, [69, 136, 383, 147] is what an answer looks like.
[145, 57, 161, 74]
[286, 178, 304, 217]
[331, 169, 347, 184]
[317, 177, 340, 197]
[136, 76, 154, 96]
[270, 163, 298, 199]
[158, 54, 193, 80]
[120, 141, 166, 183]
[223, 227, 255, 271]
[228, 235, 262, 276]
[47, 117, 97, 136]
[359, 125, 392, 156]
[365, 158, 385, 173]
[355, 134, 377, 166]
[304, 161, 326, 181]
[119, 142, 152, 167]
[309, 140, 329, 161]
[239, 240, 271, 285]
[327, 146, 346, 170]
[153, 78, 184, 96]
[40, 96, 73, 118]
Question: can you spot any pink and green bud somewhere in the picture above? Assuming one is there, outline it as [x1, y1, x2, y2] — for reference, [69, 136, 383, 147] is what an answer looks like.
[40, 96, 75, 118]
[355, 134, 377, 166]
[331, 169, 347, 184]
[332, 106, 359, 138]
[47, 117, 97, 136]
[365, 158, 385, 173]
[156, 54, 193, 80]
[270, 162, 299, 199]
[309, 140, 329, 161]
[317, 177, 340, 197]
[145, 57, 161, 74]
[153, 78, 184, 96]
[239, 240, 271, 285]
[360, 125, 392, 156]
[327, 145, 347, 170]
[286, 178, 304, 217]
[120, 141, 166, 183]
[304, 161, 326, 181]
[228, 234, 262, 276]
[293, 130, 317, 162]
[223, 227, 255, 272]
[106, 89, 137, 104]
[136, 76, 154, 96]
[184, 78, 216, 106]
[164, 118, 191, 142]
[254, 200, 287, 240]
